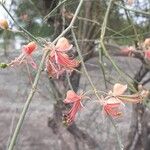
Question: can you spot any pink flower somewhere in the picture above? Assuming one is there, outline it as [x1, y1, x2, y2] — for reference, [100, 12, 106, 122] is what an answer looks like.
[144, 50, 150, 60]
[127, 0, 134, 5]
[120, 46, 135, 56]
[9, 41, 37, 69]
[55, 37, 73, 52]
[0, 19, 9, 29]
[143, 38, 150, 49]
[63, 90, 84, 125]
[46, 37, 79, 78]
[103, 97, 122, 118]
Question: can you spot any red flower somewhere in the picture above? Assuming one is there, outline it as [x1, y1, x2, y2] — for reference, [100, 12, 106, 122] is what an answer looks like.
[9, 41, 37, 69]
[103, 97, 122, 118]
[0, 19, 9, 29]
[63, 90, 83, 125]
[22, 41, 37, 55]
[46, 37, 79, 78]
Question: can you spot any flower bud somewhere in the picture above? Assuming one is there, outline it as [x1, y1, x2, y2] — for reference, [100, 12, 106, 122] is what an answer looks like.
[0, 19, 9, 29]
[0, 63, 8, 68]
[23, 41, 37, 55]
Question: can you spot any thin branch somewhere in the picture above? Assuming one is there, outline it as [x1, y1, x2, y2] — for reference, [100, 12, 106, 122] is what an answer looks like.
[43, 0, 69, 23]
[115, 2, 150, 16]
[72, 29, 102, 103]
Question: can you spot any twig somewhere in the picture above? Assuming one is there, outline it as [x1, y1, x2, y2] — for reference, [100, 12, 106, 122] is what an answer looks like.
[109, 116, 124, 150]
[43, 0, 69, 23]
[71, 29, 103, 103]
[114, 2, 150, 16]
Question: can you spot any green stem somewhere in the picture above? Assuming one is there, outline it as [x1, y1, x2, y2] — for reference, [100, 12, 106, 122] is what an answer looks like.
[115, 2, 150, 16]
[72, 29, 102, 103]
[109, 116, 124, 150]
[43, 0, 69, 23]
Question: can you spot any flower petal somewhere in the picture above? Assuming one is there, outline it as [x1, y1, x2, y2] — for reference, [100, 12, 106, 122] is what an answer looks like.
[56, 37, 73, 52]
[64, 90, 81, 103]
[45, 58, 65, 78]
[113, 83, 127, 96]
[102, 97, 124, 118]
[63, 101, 82, 125]
[144, 50, 150, 60]
[22, 41, 37, 55]
[57, 52, 79, 69]
[27, 56, 37, 69]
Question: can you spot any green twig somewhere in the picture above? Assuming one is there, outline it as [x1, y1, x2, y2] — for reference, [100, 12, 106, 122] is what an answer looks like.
[71, 29, 103, 104]
[115, 2, 150, 16]
[109, 116, 124, 150]
[43, 0, 69, 23]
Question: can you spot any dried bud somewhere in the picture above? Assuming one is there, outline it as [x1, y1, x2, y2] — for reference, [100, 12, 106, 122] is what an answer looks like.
[144, 38, 150, 49]
[0, 19, 9, 29]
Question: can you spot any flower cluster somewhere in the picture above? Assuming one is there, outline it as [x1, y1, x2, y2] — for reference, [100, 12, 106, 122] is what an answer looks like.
[45, 37, 79, 78]
[63, 83, 148, 125]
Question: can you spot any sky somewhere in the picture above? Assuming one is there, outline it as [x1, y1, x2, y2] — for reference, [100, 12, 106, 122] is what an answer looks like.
[0, 0, 12, 19]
